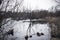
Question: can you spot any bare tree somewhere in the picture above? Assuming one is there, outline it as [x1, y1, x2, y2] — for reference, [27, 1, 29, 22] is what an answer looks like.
[0, 0, 24, 12]
[54, 0, 60, 11]
[5, 0, 10, 11]
[11, 0, 24, 12]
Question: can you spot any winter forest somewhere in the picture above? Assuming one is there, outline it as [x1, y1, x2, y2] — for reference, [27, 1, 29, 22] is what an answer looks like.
[0, 0, 60, 40]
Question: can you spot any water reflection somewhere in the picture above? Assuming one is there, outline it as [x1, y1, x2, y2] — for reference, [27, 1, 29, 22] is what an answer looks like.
[13, 19, 51, 40]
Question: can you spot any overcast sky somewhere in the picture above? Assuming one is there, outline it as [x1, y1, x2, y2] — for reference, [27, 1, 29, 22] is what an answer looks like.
[23, 0, 57, 10]
[0, 0, 57, 12]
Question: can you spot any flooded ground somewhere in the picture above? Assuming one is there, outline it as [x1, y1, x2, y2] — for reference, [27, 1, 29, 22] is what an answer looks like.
[13, 19, 51, 40]
[2, 18, 51, 40]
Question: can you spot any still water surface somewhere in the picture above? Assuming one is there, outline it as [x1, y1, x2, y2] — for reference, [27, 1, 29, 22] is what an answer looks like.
[13, 19, 51, 40]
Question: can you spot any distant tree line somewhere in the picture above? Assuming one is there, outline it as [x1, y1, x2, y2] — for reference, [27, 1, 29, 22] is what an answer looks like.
[0, 10, 60, 21]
